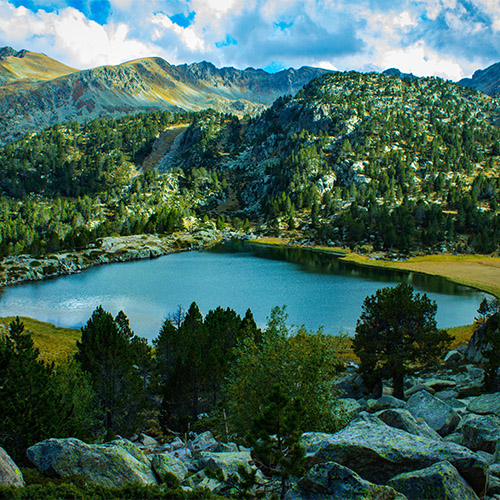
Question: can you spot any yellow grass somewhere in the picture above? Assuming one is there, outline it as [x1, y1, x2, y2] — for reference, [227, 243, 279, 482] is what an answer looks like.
[448, 324, 475, 349]
[251, 238, 500, 299]
[0, 316, 80, 363]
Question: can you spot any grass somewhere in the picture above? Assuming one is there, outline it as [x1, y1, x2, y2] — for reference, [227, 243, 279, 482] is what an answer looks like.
[448, 323, 476, 349]
[0, 316, 80, 363]
[250, 237, 500, 299]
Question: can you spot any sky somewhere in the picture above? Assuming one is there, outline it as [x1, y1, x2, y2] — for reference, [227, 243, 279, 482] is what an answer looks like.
[0, 0, 499, 80]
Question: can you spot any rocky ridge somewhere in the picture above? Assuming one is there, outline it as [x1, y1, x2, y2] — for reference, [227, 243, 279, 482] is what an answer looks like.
[0, 48, 327, 145]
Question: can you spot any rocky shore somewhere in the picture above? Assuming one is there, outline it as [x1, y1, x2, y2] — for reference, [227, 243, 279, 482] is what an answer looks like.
[0, 226, 227, 287]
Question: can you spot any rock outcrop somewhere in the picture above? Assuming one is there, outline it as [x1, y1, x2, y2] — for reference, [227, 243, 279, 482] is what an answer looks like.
[387, 461, 480, 500]
[304, 412, 489, 496]
[0, 447, 24, 487]
[26, 438, 157, 488]
[286, 461, 407, 500]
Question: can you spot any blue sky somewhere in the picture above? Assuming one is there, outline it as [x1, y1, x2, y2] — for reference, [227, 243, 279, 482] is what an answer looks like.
[0, 0, 499, 80]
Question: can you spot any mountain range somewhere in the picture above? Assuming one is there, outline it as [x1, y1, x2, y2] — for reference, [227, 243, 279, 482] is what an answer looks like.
[0, 47, 327, 145]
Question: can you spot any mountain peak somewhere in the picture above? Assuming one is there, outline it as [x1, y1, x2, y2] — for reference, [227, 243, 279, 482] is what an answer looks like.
[0, 47, 28, 60]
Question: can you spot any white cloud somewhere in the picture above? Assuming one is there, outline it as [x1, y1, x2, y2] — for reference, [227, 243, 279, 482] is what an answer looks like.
[150, 12, 206, 53]
[0, 1, 160, 68]
[380, 41, 465, 80]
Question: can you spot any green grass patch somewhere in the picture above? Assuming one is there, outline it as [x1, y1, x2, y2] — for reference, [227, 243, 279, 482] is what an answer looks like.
[447, 323, 475, 349]
[0, 316, 80, 363]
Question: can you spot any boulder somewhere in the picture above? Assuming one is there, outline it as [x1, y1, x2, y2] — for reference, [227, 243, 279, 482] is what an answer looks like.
[366, 395, 405, 413]
[375, 408, 442, 441]
[336, 398, 362, 418]
[491, 463, 500, 478]
[461, 414, 500, 453]
[489, 476, 500, 496]
[190, 431, 218, 451]
[27, 438, 157, 487]
[388, 461, 479, 500]
[423, 379, 457, 392]
[444, 350, 463, 363]
[467, 393, 500, 415]
[197, 451, 253, 480]
[151, 452, 188, 484]
[305, 412, 489, 496]
[465, 314, 498, 362]
[405, 390, 460, 436]
[406, 382, 436, 398]
[285, 461, 407, 500]
[434, 389, 459, 401]
[0, 447, 25, 487]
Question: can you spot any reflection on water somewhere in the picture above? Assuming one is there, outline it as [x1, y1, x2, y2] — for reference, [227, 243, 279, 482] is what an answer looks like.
[218, 241, 474, 296]
[0, 240, 489, 340]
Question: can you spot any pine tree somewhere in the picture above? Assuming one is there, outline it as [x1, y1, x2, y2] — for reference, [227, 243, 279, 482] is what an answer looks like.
[75, 306, 148, 437]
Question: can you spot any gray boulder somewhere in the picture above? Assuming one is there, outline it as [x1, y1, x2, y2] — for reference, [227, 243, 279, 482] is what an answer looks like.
[461, 414, 500, 453]
[467, 393, 500, 415]
[336, 398, 362, 419]
[444, 350, 463, 363]
[488, 475, 500, 496]
[285, 461, 407, 499]
[197, 451, 252, 480]
[151, 452, 188, 484]
[366, 395, 405, 412]
[190, 431, 218, 451]
[27, 437, 157, 487]
[305, 412, 489, 496]
[0, 447, 25, 487]
[375, 408, 442, 441]
[388, 461, 479, 500]
[405, 390, 460, 436]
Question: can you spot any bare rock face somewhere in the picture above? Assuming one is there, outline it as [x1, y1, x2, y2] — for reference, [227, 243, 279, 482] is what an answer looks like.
[27, 438, 157, 488]
[388, 461, 480, 500]
[0, 447, 25, 487]
[304, 412, 489, 496]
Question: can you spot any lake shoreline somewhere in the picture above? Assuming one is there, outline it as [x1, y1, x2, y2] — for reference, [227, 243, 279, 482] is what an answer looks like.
[249, 237, 500, 299]
[0, 227, 229, 288]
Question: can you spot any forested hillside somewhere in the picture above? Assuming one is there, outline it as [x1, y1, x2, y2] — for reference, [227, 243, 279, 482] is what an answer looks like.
[1, 71, 500, 259]
[167, 72, 500, 253]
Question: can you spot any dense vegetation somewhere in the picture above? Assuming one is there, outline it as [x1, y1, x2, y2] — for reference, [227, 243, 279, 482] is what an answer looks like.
[1, 72, 500, 260]
[166, 73, 500, 254]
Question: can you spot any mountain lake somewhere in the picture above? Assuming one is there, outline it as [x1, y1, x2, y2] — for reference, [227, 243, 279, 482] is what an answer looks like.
[0, 240, 489, 340]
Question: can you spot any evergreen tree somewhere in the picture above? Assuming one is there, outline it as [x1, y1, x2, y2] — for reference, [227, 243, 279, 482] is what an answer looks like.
[0, 318, 76, 462]
[353, 283, 453, 399]
[75, 306, 148, 437]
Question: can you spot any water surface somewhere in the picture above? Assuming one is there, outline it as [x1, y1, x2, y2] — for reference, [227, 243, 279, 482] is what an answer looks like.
[0, 240, 487, 340]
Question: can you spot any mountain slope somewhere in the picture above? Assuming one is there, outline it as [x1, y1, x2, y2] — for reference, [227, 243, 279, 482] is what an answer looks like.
[0, 49, 327, 145]
[0, 46, 76, 85]
[165, 71, 500, 252]
[459, 62, 500, 96]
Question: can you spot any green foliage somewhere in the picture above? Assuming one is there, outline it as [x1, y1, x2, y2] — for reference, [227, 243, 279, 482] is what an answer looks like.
[0, 318, 91, 463]
[247, 385, 305, 500]
[352, 283, 453, 399]
[226, 306, 344, 437]
[75, 306, 149, 437]
[0, 470, 223, 499]
[156, 303, 261, 431]
[479, 313, 500, 390]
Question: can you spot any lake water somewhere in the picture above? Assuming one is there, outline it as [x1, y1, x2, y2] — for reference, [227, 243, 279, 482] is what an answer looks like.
[0, 240, 488, 340]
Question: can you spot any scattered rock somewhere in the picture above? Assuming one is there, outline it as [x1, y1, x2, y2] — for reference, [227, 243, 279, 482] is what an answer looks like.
[366, 395, 405, 412]
[197, 451, 252, 480]
[27, 438, 157, 487]
[285, 461, 407, 500]
[388, 460, 479, 500]
[191, 431, 218, 452]
[444, 350, 463, 363]
[405, 390, 460, 436]
[375, 408, 442, 440]
[151, 452, 188, 484]
[461, 414, 500, 453]
[305, 412, 489, 496]
[0, 447, 25, 487]
[467, 393, 500, 415]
